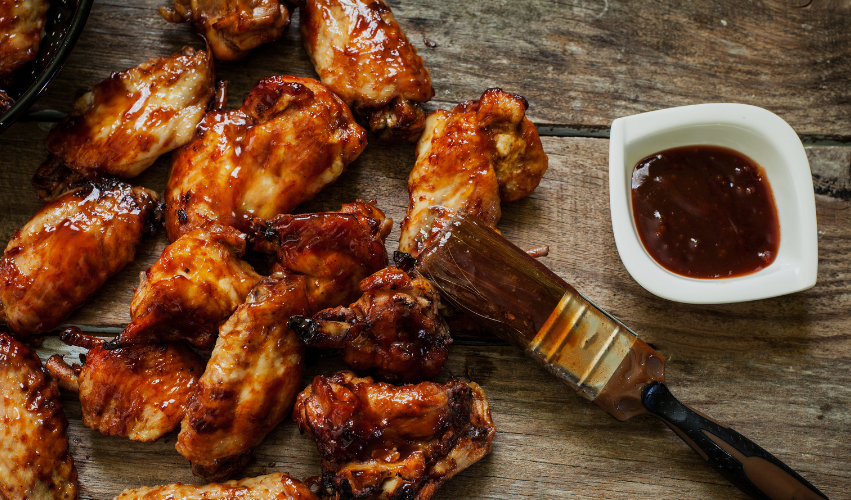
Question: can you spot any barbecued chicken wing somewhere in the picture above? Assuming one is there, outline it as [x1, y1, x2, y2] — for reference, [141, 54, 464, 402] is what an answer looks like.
[165, 76, 366, 241]
[160, 0, 290, 61]
[177, 275, 309, 480]
[0, 0, 47, 79]
[0, 331, 77, 500]
[399, 88, 548, 256]
[253, 200, 390, 313]
[45, 327, 204, 442]
[298, 0, 433, 143]
[294, 371, 495, 500]
[0, 180, 159, 337]
[114, 472, 318, 500]
[290, 266, 450, 383]
[36, 47, 214, 195]
[109, 224, 261, 351]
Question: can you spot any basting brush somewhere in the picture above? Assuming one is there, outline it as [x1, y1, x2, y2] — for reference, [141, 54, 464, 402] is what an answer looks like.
[415, 211, 827, 500]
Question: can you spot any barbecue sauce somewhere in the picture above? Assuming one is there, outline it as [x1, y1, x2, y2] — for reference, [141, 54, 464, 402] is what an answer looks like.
[631, 145, 779, 279]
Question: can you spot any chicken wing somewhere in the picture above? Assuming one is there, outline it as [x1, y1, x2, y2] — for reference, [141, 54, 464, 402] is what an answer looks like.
[399, 88, 548, 256]
[45, 327, 204, 442]
[0, 331, 77, 500]
[0, 180, 159, 337]
[109, 224, 261, 351]
[294, 371, 496, 500]
[160, 0, 290, 61]
[34, 47, 214, 195]
[253, 200, 390, 313]
[0, 0, 47, 79]
[298, 0, 434, 143]
[177, 275, 309, 480]
[165, 76, 366, 240]
[114, 472, 318, 500]
[289, 266, 450, 383]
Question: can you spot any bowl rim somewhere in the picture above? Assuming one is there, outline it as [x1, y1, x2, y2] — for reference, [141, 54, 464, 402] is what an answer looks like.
[608, 103, 818, 304]
[0, 0, 94, 133]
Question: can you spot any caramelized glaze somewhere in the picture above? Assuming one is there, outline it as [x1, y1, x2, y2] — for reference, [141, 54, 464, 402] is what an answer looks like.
[0, 0, 46, 79]
[114, 472, 318, 500]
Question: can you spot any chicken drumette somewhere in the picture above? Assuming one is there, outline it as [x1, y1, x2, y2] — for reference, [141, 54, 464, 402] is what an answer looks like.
[160, 0, 290, 61]
[176, 275, 309, 480]
[109, 224, 261, 351]
[294, 371, 496, 500]
[399, 88, 548, 256]
[289, 266, 450, 383]
[165, 76, 366, 241]
[0, 0, 47, 80]
[297, 0, 434, 143]
[0, 180, 159, 337]
[0, 331, 77, 500]
[114, 472, 318, 500]
[34, 47, 214, 200]
[253, 200, 391, 314]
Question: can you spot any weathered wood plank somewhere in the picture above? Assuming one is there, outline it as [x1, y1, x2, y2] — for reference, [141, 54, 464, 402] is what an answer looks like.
[27, 0, 851, 138]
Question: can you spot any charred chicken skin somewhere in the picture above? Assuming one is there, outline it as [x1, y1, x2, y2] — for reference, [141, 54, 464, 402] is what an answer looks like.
[0, 180, 159, 337]
[0, 0, 47, 79]
[253, 200, 390, 314]
[399, 88, 548, 256]
[165, 75, 367, 241]
[294, 371, 496, 500]
[36, 47, 214, 196]
[0, 331, 77, 500]
[114, 472, 318, 500]
[177, 275, 309, 481]
[160, 0, 290, 61]
[298, 0, 434, 143]
[109, 224, 261, 351]
[45, 327, 204, 442]
[290, 266, 450, 383]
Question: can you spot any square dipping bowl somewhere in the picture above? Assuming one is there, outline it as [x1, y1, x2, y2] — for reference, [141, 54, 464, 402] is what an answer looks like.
[608, 103, 818, 304]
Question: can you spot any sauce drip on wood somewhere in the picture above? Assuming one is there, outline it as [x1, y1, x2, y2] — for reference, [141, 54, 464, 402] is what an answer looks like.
[631, 145, 780, 279]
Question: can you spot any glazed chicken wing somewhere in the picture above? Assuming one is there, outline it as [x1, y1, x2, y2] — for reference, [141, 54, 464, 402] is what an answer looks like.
[35, 47, 214, 198]
[114, 472, 318, 500]
[109, 224, 261, 350]
[0, 331, 77, 500]
[45, 327, 204, 442]
[0, 0, 46, 79]
[0, 180, 159, 337]
[298, 0, 434, 143]
[289, 266, 450, 383]
[294, 371, 495, 500]
[399, 88, 548, 256]
[253, 200, 390, 313]
[160, 0, 290, 61]
[177, 276, 309, 480]
[165, 76, 366, 240]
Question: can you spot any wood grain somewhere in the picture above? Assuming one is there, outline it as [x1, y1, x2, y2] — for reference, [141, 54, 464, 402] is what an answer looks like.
[26, 0, 851, 139]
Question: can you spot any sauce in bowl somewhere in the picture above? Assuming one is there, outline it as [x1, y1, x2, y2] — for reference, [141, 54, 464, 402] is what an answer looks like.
[631, 145, 779, 279]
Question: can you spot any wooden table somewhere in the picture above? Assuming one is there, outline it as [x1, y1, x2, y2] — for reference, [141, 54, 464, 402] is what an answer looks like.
[2, 1, 850, 498]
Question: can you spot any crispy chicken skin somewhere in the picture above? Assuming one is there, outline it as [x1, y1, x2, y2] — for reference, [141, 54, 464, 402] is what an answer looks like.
[0, 180, 159, 337]
[165, 76, 367, 241]
[294, 371, 496, 500]
[289, 267, 450, 383]
[177, 276, 309, 481]
[0, 0, 47, 79]
[253, 200, 390, 314]
[114, 472, 318, 500]
[109, 224, 261, 351]
[399, 88, 548, 256]
[39, 47, 214, 186]
[298, 0, 434, 143]
[0, 331, 77, 500]
[45, 327, 204, 442]
[160, 0, 290, 61]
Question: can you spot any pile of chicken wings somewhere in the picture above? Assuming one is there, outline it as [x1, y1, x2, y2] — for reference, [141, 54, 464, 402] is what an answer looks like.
[0, 1, 549, 499]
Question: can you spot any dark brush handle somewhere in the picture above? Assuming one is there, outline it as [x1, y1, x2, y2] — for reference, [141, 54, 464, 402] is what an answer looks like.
[642, 382, 828, 500]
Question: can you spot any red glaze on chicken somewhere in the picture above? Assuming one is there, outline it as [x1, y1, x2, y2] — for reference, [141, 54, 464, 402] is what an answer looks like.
[114, 472, 318, 500]
[0, 0, 47, 79]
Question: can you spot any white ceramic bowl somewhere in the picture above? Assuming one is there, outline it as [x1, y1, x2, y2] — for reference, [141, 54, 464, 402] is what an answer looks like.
[608, 103, 818, 304]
